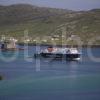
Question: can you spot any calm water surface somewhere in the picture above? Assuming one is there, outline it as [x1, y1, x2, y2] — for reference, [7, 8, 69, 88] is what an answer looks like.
[0, 46, 100, 100]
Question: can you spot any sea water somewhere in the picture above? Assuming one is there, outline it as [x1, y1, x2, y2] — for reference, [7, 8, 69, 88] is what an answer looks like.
[0, 46, 100, 100]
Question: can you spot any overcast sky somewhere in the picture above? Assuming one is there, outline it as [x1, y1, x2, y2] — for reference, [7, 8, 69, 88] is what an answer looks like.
[0, 0, 100, 11]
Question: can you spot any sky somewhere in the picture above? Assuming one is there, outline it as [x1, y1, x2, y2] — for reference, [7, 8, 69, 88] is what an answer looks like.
[0, 0, 100, 11]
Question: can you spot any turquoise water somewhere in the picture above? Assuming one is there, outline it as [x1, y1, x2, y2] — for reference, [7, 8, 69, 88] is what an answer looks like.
[0, 46, 100, 100]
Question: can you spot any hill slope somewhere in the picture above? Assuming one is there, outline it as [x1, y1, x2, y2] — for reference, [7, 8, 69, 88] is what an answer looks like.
[0, 4, 100, 45]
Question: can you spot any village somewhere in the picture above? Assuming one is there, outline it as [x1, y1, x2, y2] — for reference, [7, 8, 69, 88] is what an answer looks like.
[0, 33, 80, 47]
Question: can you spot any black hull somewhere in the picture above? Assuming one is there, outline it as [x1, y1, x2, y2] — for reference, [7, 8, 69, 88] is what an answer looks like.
[34, 53, 80, 60]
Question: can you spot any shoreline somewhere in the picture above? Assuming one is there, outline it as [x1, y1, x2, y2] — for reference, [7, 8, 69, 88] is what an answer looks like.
[18, 43, 100, 48]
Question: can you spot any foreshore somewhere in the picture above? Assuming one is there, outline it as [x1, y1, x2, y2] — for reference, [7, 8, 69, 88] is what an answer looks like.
[18, 43, 100, 48]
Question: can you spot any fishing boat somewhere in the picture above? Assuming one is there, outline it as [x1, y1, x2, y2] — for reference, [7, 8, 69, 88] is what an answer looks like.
[34, 46, 81, 60]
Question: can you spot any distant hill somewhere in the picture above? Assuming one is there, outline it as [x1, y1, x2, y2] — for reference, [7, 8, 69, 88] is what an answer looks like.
[0, 4, 100, 45]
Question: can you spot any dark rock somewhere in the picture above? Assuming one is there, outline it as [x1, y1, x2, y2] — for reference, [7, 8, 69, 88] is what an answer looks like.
[0, 75, 3, 80]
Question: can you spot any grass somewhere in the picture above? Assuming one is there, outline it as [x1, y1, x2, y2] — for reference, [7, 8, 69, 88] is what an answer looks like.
[0, 4, 100, 45]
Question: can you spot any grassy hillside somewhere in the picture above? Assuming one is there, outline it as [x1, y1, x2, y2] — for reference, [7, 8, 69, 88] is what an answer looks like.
[0, 4, 100, 45]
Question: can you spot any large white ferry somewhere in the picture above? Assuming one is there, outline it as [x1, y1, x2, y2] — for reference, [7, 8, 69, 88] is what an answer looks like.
[34, 46, 81, 60]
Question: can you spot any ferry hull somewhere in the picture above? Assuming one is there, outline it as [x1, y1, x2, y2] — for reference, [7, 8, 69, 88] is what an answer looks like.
[34, 53, 80, 60]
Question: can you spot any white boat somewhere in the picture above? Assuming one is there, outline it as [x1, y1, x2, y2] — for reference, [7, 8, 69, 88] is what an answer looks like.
[34, 46, 81, 60]
[0, 39, 24, 51]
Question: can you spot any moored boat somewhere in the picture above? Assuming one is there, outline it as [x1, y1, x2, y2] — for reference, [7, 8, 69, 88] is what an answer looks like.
[0, 39, 24, 51]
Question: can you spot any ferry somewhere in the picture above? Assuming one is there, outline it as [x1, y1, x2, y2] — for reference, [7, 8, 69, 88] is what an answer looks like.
[34, 46, 81, 60]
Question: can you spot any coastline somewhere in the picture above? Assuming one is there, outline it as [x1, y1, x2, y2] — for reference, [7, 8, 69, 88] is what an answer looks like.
[18, 43, 100, 48]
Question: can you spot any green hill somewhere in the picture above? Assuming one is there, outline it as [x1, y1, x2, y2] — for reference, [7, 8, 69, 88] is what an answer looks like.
[0, 4, 100, 45]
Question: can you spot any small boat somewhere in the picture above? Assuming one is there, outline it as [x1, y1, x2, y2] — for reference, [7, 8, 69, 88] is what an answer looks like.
[34, 46, 81, 60]
[0, 39, 24, 51]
